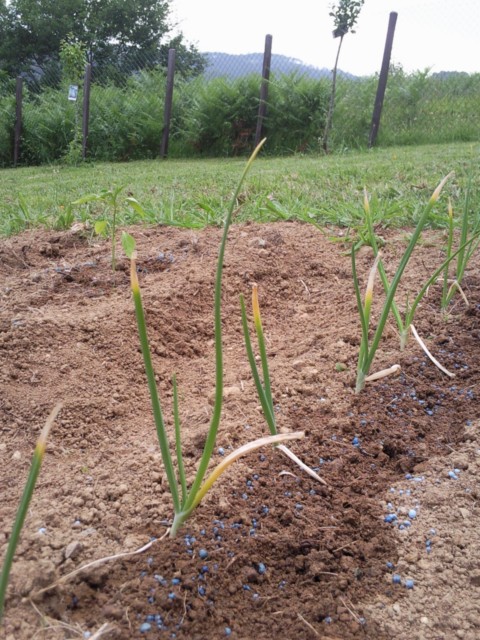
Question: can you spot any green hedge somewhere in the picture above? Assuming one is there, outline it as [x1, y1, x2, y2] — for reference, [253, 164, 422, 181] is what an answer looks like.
[1, 68, 480, 166]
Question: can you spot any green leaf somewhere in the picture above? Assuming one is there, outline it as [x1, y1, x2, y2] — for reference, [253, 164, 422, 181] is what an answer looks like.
[196, 201, 219, 223]
[18, 194, 31, 221]
[121, 232, 136, 258]
[71, 193, 101, 205]
[94, 219, 108, 235]
[263, 197, 289, 220]
[126, 197, 147, 218]
[111, 185, 126, 200]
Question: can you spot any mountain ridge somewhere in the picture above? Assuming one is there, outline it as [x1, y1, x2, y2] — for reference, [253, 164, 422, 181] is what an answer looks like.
[202, 51, 358, 79]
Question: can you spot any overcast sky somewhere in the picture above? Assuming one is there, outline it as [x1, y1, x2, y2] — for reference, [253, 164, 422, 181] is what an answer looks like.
[171, 0, 479, 76]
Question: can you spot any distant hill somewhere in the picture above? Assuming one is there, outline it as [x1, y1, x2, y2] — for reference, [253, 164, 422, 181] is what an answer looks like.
[202, 52, 357, 80]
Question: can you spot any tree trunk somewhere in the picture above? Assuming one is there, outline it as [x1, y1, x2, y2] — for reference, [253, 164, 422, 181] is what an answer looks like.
[322, 34, 344, 153]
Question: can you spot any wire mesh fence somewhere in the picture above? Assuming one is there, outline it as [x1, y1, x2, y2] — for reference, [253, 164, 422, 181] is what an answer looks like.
[1, 6, 479, 167]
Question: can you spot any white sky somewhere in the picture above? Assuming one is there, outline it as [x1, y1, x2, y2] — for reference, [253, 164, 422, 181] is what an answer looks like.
[170, 0, 479, 76]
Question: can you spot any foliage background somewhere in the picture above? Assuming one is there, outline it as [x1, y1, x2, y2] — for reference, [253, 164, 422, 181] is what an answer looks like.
[0, 0, 479, 166]
[1, 63, 479, 166]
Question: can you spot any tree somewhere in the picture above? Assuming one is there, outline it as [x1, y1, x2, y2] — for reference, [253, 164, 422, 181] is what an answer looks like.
[322, 0, 364, 152]
[60, 36, 87, 86]
[0, 0, 205, 82]
[59, 36, 88, 164]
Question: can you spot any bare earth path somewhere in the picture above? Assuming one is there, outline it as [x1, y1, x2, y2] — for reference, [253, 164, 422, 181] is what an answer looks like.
[1, 221, 479, 639]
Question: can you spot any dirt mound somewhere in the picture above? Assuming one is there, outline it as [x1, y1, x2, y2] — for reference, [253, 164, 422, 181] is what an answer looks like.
[1, 222, 479, 639]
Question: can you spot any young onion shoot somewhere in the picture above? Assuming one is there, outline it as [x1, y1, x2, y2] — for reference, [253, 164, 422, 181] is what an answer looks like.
[123, 140, 305, 537]
[441, 183, 480, 310]
[0, 403, 62, 623]
[241, 284, 326, 485]
[353, 173, 455, 392]
[363, 177, 479, 352]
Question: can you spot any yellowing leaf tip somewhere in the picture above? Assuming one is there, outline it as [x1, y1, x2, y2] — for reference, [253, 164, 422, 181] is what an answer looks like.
[430, 171, 454, 204]
[252, 283, 261, 325]
[130, 254, 140, 292]
[363, 187, 370, 213]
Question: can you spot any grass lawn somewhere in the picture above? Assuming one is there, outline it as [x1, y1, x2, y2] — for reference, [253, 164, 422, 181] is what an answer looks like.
[0, 142, 479, 236]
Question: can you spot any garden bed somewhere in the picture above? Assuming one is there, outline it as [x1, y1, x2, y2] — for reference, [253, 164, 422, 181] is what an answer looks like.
[1, 221, 479, 639]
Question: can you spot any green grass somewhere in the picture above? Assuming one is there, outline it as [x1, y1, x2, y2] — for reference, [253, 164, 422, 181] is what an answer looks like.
[0, 142, 479, 236]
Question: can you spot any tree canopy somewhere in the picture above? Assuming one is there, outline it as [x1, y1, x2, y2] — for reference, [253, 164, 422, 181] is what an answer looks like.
[329, 0, 365, 38]
[0, 0, 205, 82]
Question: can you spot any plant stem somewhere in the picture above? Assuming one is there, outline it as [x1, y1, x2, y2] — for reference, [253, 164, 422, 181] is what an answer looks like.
[355, 370, 366, 394]
[0, 404, 62, 623]
[178, 139, 267, 530]
[240, 294, 277, 434]
[252, 285, 274, 417]
[364, 190, 404, 336]
[351, 247, 371, 378]
[111, 201, 117, 272]
[323, 34, 344, 153]
[441, 198, 454, 308]
[355, 173, 453, 392]
[130, 260, 181, 514]
[173, 375, 187, 507]
[456, 180, 471, 286]
[363, 175, 452, 375]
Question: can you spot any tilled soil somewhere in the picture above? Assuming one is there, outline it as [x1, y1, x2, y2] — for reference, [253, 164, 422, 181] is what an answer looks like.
[0, 221, 479, 640]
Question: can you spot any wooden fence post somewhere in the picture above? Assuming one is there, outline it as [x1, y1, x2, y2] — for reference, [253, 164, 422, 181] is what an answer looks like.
[13, 77, 23, 167]
[160, 48, 176, 159]
[368, 12, 398, 148]
[82, 63, 92, 160]
[254, 34, 273, 148]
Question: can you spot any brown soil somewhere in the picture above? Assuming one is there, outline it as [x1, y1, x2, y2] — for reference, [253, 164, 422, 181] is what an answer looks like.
[1, 221, 479, 640]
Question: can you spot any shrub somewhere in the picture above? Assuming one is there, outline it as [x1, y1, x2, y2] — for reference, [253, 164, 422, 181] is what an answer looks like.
[1, 67, 480, 165]
[264, 73, 330, 154]
[177, 75, 260, 156]
[21, 88, 77, 164]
